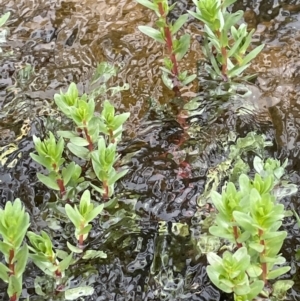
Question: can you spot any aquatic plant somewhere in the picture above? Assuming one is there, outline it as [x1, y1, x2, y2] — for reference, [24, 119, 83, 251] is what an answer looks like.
[136, 0, 264, 83]
[0, 199, 30, 301]
[26, 189, 106, 299]
[136, 0, 196, 95]
[31, 80, 129, 203]
[207, 157, 297, 300]
[0, 192, 105, 300]
[188, 0, 264, 80]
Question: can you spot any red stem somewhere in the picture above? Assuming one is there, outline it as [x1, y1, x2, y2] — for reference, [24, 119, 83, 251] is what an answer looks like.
[10, 293, 17, 301]
[158, 2, 181, 96]
[259, 229, 267, 284]
[83, 127, 93, 151]
[79, 234, 84, 248]
[233, 225, 243, 248]
[9, 249, 15, 275]
[56, 178, 66, 197]
[8, 249, 17, 301]
[103, 181, 109, 200]
[221, 46, 228, 81]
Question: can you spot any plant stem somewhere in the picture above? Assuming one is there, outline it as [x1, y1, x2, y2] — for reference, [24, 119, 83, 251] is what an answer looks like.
[10, 293, 17, 301]
[233, 225, 242, 248]
[109, 129, 115, 144]
[56, 178, 66, 197]
[8, 249, 18, 301]
[83, 127, 94, 151]
[8, 249, 15, 275]
[157, 2, 181, 96]
[258, 229, 267, 284]
[103, 181, 109, 200]
[221, 46, 228, 81]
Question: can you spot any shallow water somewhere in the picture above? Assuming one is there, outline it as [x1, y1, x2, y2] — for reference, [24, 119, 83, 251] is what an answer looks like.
[1, 0, 300, 300]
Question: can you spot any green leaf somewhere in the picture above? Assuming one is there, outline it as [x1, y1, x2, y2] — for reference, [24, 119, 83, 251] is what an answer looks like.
[65, 286, 94, 300]
[103, 197, 118, 209]
[37, 173, 60, 190]
[207, 266, 232, 293]
[67, 242, 83, 254]
[171, 14, 189, 35]
[78, 224, 92, 235]
[65, 204, 82, 228]
[70, 137, 89, 147]
[15, 244, 29, 277]
[0, 12, 10, 27]
[249, 242, 264, 253]
[187, 10, 208, 25]
[90, 183, 105, 195]
[8, 275, 22, 298]
[30, 153, 51, 170]
[181, 74, 197, 85]
[227, 34, 245, 58]
[0, 241, 11, 257]
[175, 34, 190, 61]
[138, 26, 165, 43]
[58, 252, 73, 272]
[222, 0, 237, 8]
[136, 0, 157, 11]
[0, 262, 10, 282]
[107, 169, 128, 185]
[85, 204, 104, 223]
[57, 130, 77, 139]
[62, 162, 75, 186]
[67, 143, 90, 160]
[267, 266, 291, 279]
[247, 264, 262, 278]
[228, 63, 250, 78]
[233, 211, 256, 232]
[223, 11, 243, 31]
[111, 113, 130, 130]
[82, 250, 107, 260]
[241, 44, 264, 66]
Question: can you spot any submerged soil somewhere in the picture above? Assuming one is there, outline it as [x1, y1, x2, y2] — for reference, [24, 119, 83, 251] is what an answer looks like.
[1, 0, 300, 300]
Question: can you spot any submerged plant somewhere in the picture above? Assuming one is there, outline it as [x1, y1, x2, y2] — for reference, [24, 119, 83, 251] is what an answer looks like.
[136, 0, 196, 95]
[65, 190, 105, 252]
[31, 77, 129, 203]
[207, 157, 296, 300]
[188, 0, 264, 80]
[0, 199, 30, 301]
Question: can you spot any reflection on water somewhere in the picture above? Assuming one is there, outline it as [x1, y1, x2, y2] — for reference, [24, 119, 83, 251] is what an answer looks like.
[1, 0, 300, 300]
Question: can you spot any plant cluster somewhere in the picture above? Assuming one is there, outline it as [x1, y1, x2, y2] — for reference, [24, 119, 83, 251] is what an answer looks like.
[189, 0, 264, 80]
[136, 0, 196, 95]
[207, 156, 297, 300]
[136, 0, 264, 88]
[0, 63, 131, 300]
[31, 68, 129, 203]
[0, 193, 105, 300]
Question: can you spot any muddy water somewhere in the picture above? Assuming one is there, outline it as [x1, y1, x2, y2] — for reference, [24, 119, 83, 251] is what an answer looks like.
[1, 0, 300, 300]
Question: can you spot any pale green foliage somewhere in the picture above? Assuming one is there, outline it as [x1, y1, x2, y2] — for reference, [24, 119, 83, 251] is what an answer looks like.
[188, 0, 264, 80]
[65, 190, 104, 244]
[0, 199, 30, 300]
[31, 132, 85, 198]
[208, 157, 296, 300]
[31, 78, 129, 202]
[136, 0, 196, 89]
[207, 247, 264, 300]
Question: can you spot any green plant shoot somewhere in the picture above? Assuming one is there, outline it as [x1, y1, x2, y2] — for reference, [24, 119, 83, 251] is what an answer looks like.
[0, 199, 30, 301]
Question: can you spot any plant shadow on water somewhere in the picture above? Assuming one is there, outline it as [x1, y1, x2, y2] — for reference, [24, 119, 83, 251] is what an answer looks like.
[1, 0, 300, 300]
